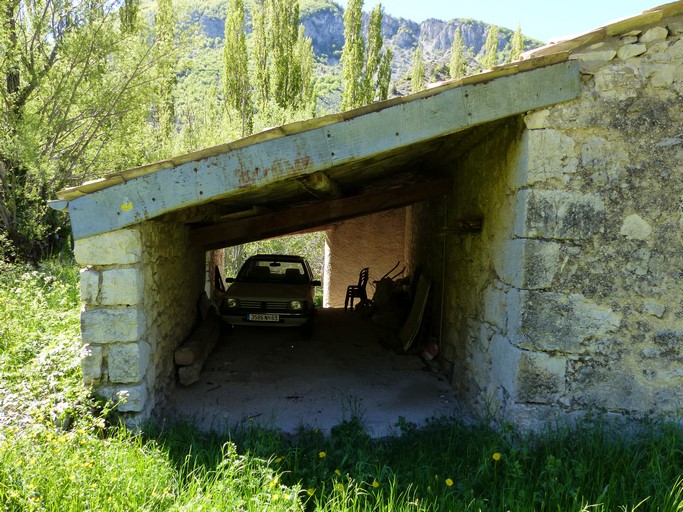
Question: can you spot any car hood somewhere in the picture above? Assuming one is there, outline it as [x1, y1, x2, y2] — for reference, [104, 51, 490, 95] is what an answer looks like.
[226, 281, 312, 301]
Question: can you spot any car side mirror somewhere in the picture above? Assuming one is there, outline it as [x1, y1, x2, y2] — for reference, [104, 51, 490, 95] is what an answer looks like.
[311, 280, 321, 286]
[225, 277, 235, 283]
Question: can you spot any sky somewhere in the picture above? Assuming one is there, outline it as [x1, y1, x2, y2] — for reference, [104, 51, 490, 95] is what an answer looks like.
[333, 0, 663, 42]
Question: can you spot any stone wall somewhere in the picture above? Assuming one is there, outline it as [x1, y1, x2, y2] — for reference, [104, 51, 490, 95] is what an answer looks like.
[411, 19, 683, 429]
[75, 221, 204, 422]
[324, 209, 407, 308]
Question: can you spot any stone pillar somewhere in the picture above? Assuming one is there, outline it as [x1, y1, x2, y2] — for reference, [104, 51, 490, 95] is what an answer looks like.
[75, 222, 205, 422]
[75, 228, 151, 414]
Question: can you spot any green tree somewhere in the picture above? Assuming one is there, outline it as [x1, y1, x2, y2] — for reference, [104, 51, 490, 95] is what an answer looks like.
[155, 0, 177, 139]
[341, 0, 392, 110]
[508, 24, 524, 62]
[340, 0, 364, 110]
[252, 1, 270, 111]
[223, 0, 253, 136]
[482, 25, 500, 70]
[449, 26, 466, 79]
[0, 0, 156, 260]
[362, 3, 392, 103]
[411, 44, 425, 93]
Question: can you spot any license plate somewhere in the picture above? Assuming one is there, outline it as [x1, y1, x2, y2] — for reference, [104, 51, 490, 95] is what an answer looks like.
[248, 313, 279, 322]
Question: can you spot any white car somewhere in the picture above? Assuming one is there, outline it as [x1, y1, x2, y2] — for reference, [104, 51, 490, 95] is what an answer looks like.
[219, 254, 320, 335]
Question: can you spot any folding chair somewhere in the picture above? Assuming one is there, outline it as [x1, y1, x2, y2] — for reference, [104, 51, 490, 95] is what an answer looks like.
[344, 267, 369, 311]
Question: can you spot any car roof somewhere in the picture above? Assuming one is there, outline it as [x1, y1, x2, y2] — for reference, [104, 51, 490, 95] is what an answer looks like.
[246, 254, 306, 262]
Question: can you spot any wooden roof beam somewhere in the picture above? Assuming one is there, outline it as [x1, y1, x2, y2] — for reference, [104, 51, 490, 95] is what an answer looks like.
[190, 177, 452, 249]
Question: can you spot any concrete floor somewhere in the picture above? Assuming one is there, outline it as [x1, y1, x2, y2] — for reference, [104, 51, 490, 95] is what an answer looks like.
[169, 308, 469, 437]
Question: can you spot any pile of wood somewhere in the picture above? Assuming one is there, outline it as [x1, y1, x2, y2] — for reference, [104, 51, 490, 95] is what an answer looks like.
[174, 294, 222, 386]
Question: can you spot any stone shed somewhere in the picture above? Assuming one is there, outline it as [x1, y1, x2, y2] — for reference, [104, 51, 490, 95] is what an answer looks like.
[53, 2, 683, 429]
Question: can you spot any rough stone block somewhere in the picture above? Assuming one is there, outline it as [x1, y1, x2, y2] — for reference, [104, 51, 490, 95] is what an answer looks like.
[523, 109, 550, 129]
[620, 214, 652, 240]
[517, 351, 566, 403]
[508, 290, 622, 353]
[514, 190, 605, 241]
[516, 129, 578, 186]
[574, 371, 647, 412]
[80, 344, 103, 385]
[99, 384, 148, 412]
[643, 299, 666, 318]
[81, 307, 146, 344]
[483, 286, 507, 331]
[580, 137, 630, 178]
[490, 334, 521, 396]
[495, 239, 560, 290]
[108, 342, 151, 384]
[80, 268, 100, 305]
[617, 43, 647, 60]
[640, 26, 668, 43]
[74, 229, 142, 266]
[101, 268, 143, 306]
[594, 65, 642, 100]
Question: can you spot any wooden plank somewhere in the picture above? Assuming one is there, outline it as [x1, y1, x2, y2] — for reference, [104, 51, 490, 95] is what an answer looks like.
[66, 61, 580, 240]
[190, 177, 453, 249]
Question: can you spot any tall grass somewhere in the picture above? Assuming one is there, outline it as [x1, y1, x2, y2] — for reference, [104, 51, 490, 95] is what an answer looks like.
[1, 258, 682, 511]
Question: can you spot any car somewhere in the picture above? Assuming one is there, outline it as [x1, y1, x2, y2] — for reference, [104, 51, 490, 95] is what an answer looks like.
[219, 254, 321, 335]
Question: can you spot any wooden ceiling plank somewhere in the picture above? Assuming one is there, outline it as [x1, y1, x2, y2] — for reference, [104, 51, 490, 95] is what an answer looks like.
[191, 177, 453, 249]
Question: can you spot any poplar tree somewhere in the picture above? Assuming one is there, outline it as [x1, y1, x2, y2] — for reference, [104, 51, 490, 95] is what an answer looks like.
[252, 1, 270, 111]
[340, 0, 364, 110]
[411, 44, 425, 93]
[482, 25, 500, 70]
[449, 26, 466, 79]
[363, 3, 392, 103]
[223, 0, 253, 136]
[341, 0, 392, 110]
[155, 0, 176, 139]
[509, 24, 524, 62]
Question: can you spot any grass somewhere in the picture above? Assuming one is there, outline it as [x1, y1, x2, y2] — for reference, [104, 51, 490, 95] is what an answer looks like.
[1, 257, 682, 511]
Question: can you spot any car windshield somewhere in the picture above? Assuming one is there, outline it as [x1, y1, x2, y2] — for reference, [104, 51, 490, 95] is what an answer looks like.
[237, 259, 309, 284]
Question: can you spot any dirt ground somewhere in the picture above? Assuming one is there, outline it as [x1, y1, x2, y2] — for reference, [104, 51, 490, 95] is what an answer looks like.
[168, 308, 470, 437]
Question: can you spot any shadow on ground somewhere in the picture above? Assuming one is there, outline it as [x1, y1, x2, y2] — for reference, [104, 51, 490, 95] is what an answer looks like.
[167, 308, 469, 437]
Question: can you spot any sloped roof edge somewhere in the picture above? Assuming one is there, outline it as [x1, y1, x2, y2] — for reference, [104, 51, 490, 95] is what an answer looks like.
[55, 51, 569, 202]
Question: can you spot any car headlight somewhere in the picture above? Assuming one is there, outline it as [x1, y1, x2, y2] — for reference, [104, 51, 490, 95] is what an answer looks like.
[288, 300, 304, 311]
[226, 298, 239, 308]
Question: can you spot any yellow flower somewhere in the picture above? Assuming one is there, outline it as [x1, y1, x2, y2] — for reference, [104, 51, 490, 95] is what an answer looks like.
[334, 483, 344, 492]
[306, 488, 315, 496]
[372, 480, 379, 488]
[335, 469, 342, 476]
[274, 457, 284, 464]
[445, 478, 454, 487]
[492, 452, 502, 461]
[318, 451, 326, 458]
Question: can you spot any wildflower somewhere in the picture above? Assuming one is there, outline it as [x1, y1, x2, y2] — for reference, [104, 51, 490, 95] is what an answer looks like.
[274, 457, 284, 464]
[445, 478, 454, 487]
[318, 451, 326, 458]
[335, 469, 342, 476]
[306, 488, 315, 496]
[372, 480, 379, 488]
[492, 452, 502, 461]
[334, 483, 344, 492]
